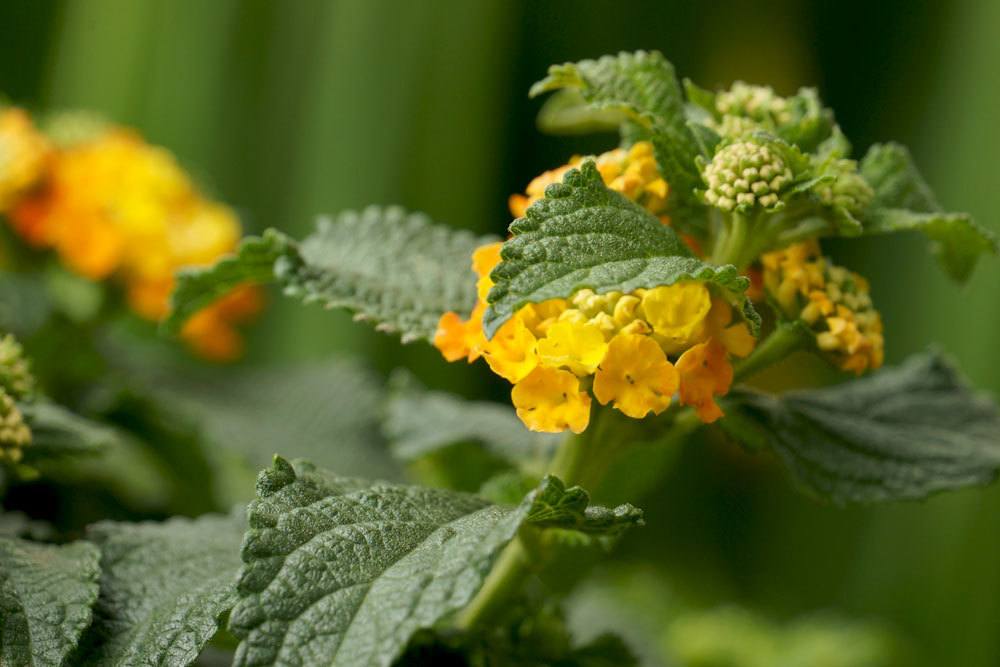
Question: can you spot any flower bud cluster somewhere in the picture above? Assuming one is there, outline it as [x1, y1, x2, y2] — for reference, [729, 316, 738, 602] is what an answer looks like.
[435, 243, 756, 432]
[762, 241, 884, 374]
[0, 390, 30, 464]
[1, 106, 262, 361]
[816, 159, 874, 215]
[509, 141, 670, 221]
[702, 141, 792, 212]
[0, 334, 34, 399]
[715, 82, 793, 127]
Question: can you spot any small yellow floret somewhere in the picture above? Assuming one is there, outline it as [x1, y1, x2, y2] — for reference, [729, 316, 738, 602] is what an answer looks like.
[483, 315, 538, 383]
[511, 366, 591, 433]
[593, 334, 679, 418]
[640, 283, 712, 350]
[537, 320, 609, 376]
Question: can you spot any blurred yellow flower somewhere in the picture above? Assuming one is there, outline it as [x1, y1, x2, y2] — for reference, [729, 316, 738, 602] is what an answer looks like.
[0, 108, 49, 213]
[511, 366, 591, 433]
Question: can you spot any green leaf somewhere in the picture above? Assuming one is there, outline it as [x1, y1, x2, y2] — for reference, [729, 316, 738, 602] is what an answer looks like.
[137, 356, 400, 483]
[859, 142, 940, 212]
[0, 273, 51, 337]
[722, 352, 1000, 504]
[228, 458, 535, 667]
[73, 511, 245, 666]
[483, 162, 755, 338]
[0, 537, 101, 667]
[862, 207, 997, 283]
[278, 207, 497, 343]
[163, 230, 294, 335]
[384, 372, 557, 466]
[19, 401, 117, 462]
[530, 50, 704, 222]
[525, 476, 643, 537]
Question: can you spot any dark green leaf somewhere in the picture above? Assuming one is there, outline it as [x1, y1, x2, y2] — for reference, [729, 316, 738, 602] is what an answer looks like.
[278, 207, 496, 343]
[862, 207, 997, 283]
[530, 50, 704, 222]
[0, 537, 101, 667]
[483, 162, 755, 338]
[73, 511, 245, 666]
[722, 352, 1000, 504]
[19, 401, 117, 462]
[384, 372, 557, 466]
[229, 458, 534, 667]
[163, 230, 294, 335]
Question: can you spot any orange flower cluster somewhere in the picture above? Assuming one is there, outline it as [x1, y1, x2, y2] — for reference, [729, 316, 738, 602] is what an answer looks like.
[435, 242, 755, 432]
[0, 107, 260, 361]
[762, 240, 883, 374]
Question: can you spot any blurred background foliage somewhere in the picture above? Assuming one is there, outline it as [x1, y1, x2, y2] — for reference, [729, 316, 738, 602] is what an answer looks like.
[1, 1, 998, 665]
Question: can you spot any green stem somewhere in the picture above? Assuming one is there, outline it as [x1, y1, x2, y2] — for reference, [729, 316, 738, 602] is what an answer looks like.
[456, 411, 613, 630]
[712, 212, 750, 267]
[734, 321, 812, 382]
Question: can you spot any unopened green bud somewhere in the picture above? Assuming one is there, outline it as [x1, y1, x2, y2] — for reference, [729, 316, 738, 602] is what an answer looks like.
[0, 334, 34, 400]
[716, 81, 793, 126]
[817, 159, 874, 215]
[702, 141, 792, 212]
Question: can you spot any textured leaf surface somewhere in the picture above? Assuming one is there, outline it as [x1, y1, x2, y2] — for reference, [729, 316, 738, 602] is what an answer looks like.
[277, 207, 496, 343]
[229, 458, 533, 667]
[525, 476, 643, 536]
[0, 537, 101, 667]
[384, 372, 558, 465]
[484, 162, 754, 337]
[74, 511, 245, 666]
[164, 230, 294, 334]
[863, 207, 997, 283]
[139, 356, 399, 481]
[530, 50, 703, 219]
[723, 352, 1000, 504]
[859, 143, 940, 213]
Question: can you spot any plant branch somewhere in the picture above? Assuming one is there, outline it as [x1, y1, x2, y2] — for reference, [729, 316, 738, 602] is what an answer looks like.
[734, 320, 812, 382]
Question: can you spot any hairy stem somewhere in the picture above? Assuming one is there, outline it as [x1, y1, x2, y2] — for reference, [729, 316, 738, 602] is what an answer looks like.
[455, 407, 662, 630]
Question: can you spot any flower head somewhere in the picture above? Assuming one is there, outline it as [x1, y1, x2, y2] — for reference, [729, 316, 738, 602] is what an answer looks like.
[762, 241, 883, 374]
[593, 334, 679, 418]
[511, 366, 591, 433]
[702, 141, 792, 212]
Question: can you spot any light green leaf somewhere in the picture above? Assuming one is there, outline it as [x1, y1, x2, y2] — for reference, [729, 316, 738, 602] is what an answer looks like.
[73, 511, 245, 666]
[383, 372, 557, 466]
[525, 476, 643, 537]
[163, 230, 294, 335]
[722, 352, 1000, 504]
[0, 537, 101, 667]
[483, 162, 755, 338]
[19, 401, 117, 462]
[862, 207, 997, 283]
[278, 207, 497, 343]
[530, 50, 704, 221]
[228, 458, 534, 667]
[859, 142, 939, 212]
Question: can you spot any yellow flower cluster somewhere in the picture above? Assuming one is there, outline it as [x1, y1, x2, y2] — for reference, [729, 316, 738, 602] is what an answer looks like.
[508, 141, 670, 221]
[435, 242, 755, 432]
[762, 241, 884, 374]
[1, 108, 260, 361]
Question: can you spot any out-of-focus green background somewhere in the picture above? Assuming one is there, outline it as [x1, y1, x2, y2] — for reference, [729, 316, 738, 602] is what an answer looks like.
[2, 1, 997, 665]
